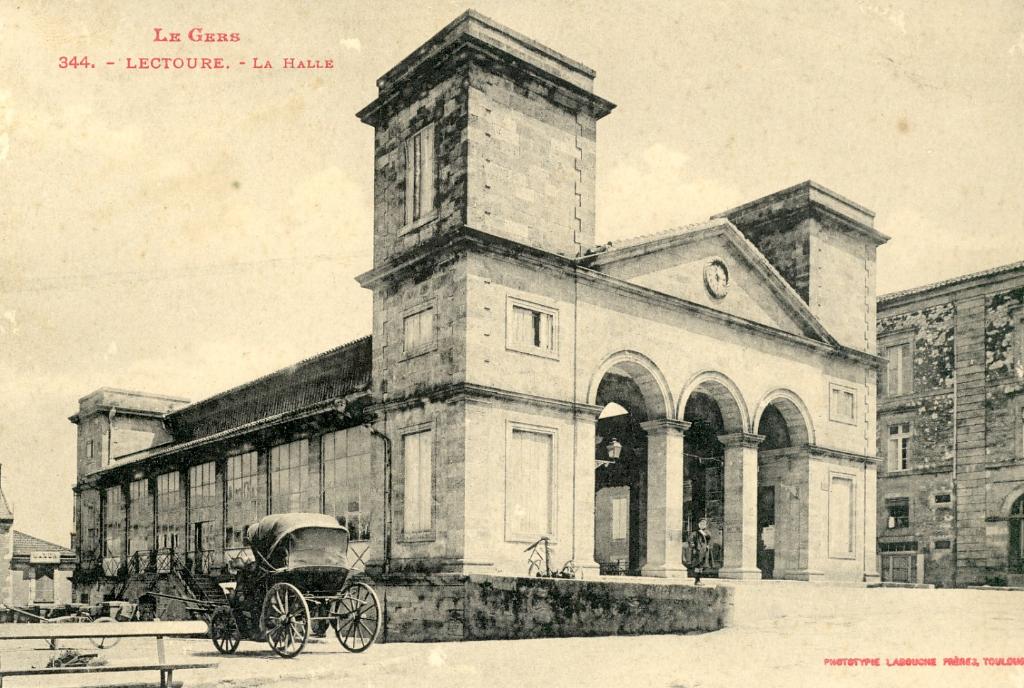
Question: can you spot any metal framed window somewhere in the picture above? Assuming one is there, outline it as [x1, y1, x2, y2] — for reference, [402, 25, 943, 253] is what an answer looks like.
[886, 497, 910, 529]
[323, 429, 372, 541]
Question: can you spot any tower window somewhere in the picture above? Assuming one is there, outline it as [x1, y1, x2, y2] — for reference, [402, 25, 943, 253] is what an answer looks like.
[507, 297, 558, 359]
[403, 306, 435, 357]
[828, 383, 856, 424]
[404, 124, 435, 229]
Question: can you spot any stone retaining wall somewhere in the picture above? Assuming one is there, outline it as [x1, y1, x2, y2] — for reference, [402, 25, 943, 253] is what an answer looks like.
[376, 574, 732, 643]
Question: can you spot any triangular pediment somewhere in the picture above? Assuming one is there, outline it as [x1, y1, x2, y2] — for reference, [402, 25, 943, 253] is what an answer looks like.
[584, 220, 834, 343]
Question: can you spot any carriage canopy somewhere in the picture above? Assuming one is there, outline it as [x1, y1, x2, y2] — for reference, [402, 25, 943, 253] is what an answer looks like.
[246, 513, 349, 570]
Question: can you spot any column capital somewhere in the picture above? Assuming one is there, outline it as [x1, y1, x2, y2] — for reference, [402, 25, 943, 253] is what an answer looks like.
[717, 432, 765, 448]
[640, 418, 691, 436]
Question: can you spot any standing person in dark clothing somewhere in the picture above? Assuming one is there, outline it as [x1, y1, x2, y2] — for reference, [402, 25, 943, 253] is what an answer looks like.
[688, 518, 712, 585]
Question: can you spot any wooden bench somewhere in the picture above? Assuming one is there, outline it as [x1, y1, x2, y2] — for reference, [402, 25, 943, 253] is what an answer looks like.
[0, 620, 214, 687]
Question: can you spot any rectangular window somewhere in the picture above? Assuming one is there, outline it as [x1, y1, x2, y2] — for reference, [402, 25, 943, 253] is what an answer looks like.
[403, 307, 435, 356]
[225, 452, 260, 563]
[128, 479, 153, 557]
[506, 427, 555, 540]
[403, 429, 433, 536]
[934, 493, 951, 504]
[189, 461, 218, 557]
[611, 496, 628, 541]
[270, 439, 312, 514]
[934, 540, 952, 550]
[34, 569, 54, 604]
[507, 298, 558, 358]
[404, 124, 435, 227]
[887, 423, 912, 472]
[886, 497, 910, 529]
[156, 472, 182, 552]
[885, 342, 913, 396]
[86, 440, 94, 459]
[103, 486, 125, 559]
[323, 429, 372, 541]
[828, 475, 855, 558]
[829, 384, 856, 424]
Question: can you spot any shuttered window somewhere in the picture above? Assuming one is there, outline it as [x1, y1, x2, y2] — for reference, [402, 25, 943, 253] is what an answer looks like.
[506, 428, 554, 540]
[885, 342, 913, 396]
[34, 569, 54, 604]
[611, 496, 628, 541]
[403, 307, 435, 356]
[828, 475, 855, 558]
[403, 429, 433, 535]
[404, 124, 435, 227]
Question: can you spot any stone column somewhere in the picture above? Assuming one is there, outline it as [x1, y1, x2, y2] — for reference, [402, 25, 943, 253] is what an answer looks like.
[572, 405, 603, 578]
[718, 433, 764, 580]
[640, 419, 690, 578]
[863, 461, 880, 582]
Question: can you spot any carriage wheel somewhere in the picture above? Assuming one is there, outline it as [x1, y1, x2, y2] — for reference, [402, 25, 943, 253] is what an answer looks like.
[210, 607, 241, 654]
[89, 616, 121, 649]
[331, 581, 381, 653]
[261, 582, 310, 658]
[46, 613, 92, 650]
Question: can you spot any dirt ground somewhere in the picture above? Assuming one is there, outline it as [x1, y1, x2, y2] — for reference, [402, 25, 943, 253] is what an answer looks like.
[3, 582, 1023, 688]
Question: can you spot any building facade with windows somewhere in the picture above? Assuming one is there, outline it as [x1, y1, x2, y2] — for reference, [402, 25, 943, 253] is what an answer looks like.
[71, 11, 887, 600]
[0, 471, 77, 607]
[876, 260, 1024, 586]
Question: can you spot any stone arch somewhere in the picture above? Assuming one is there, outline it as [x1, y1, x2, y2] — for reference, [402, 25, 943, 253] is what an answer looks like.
[677, 371, 749, 434]
[1000, 486, 1024, 517]
[587, 351, 673, 420]
[752, 389, 815, 447]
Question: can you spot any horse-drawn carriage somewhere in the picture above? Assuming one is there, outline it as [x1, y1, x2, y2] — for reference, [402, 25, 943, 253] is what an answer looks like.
[208, 513, 381, 658]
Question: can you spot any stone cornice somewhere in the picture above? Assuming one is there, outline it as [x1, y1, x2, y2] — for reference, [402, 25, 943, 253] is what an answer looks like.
[807, 444, 882, 465]
[357, 20, 614, 127]
[371, 382, 603, 418]
[717, 432, 765, 448]
[356, 226, 883, 369]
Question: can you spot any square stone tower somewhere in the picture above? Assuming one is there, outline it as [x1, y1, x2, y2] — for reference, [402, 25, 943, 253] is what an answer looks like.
[356, 11, 614, 573]
[357, 10, 615, 266]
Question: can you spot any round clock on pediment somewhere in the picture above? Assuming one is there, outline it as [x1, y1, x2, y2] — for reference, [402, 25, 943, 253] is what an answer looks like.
[703, 259, 730, 299]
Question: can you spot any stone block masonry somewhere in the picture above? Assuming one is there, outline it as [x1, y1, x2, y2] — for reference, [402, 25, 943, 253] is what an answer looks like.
[376, 573, 732, 643]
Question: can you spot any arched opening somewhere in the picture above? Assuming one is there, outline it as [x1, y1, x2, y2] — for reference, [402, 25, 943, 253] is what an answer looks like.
[679, 378, 746, 577]
[588, 353, 672, 577]
[753, 394, 811, 579]
[1010, 494, 1024, 575]
[594, 374, 649, 575]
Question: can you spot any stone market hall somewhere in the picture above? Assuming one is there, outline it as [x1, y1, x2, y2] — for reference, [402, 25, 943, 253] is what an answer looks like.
[71, 11, 887, 603]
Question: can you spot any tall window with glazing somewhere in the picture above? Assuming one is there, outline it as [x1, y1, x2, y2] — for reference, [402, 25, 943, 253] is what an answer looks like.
[156, 471, 183, 552]
[103, 485, 125, 562]
[322, 429, 372, 541]
[270, 439, 312, 514]
[189, 461, 218, 560]
[225, 451, 259, 561]
[128, 478, 153, 558]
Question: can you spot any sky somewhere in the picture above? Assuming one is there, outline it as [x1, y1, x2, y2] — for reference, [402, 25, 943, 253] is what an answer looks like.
[1, 0, 1022, 546]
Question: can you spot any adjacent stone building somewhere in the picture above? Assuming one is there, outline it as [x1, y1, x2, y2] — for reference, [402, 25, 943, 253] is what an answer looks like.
[876, 260, 1024, 586]
[0, 469, 77, 608]
[71, 11, 887, 603]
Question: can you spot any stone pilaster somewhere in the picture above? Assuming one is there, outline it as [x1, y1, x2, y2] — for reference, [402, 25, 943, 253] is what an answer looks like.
[640, 419, 690, 578]
[863, 462, 880, 582]
[718, 432, 764, 580]
[572, 405, 603, 578]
